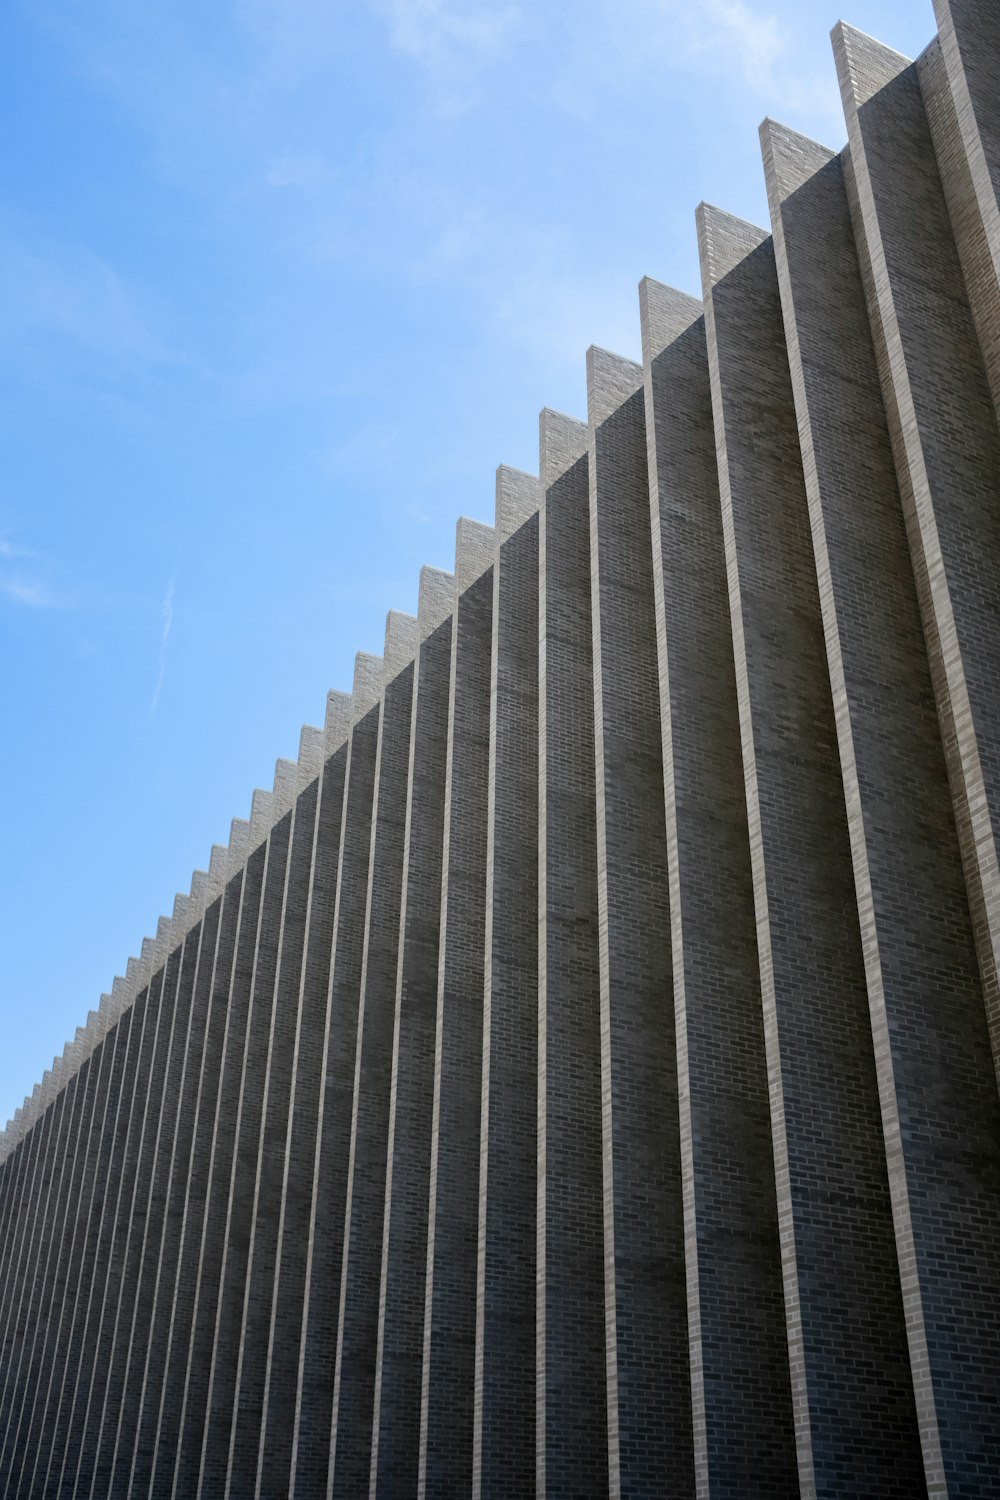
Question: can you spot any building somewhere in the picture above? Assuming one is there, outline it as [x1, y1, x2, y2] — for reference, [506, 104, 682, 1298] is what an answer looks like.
[2, 3, 1000, 1495]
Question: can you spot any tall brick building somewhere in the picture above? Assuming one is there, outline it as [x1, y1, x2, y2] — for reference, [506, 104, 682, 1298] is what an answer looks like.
[3, 3, 1000, 1495]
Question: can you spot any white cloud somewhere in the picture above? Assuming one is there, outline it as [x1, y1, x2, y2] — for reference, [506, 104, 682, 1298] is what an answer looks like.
[150, 578, 175, 716]
[0, 576, 73, 609]
[0, 220, 172, 372]
[265, 151, 332, 190]
[378, 0, 521, 66]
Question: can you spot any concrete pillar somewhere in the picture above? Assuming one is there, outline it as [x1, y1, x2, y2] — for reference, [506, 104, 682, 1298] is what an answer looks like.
[537, 406, 609, 1500]
[929, 0, 1000, 417]
[128, 891, 224, 1497]
[640, 273, 792, 1499]
[835, 22, 1000, 1093]
[329, 638, 415, 1499]
[196, 776, 297, 1499]
[290, 659, 382, 1500]
[23, 1020, 121, 1498]
[255, 697, 352, 1500]
[366, 576, 452, 1500]
[45, 999, 137, 1499]
[587, 343, 691, 1499]
[224, 746, 328, 1500]
[148, 844, 248, 1500]
[169, 835, 268, 1500]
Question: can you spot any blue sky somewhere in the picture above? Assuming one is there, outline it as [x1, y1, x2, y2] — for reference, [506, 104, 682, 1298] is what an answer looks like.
[1, 0, 932, 1125]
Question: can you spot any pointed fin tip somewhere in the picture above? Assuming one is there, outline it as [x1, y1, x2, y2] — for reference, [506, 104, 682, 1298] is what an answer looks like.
[456, 517, 495, 590]
[272, 758, 298, 818]
[418, 566, 454, 640]
[297, 724, 326, 785]
[249, 787, 274, 842]
[586, 345, 644, 425]
[325, 689, 352, 745]
[832, 21, 912, 109]
[540, 407, 588, 488]
[384, 610, 419, 681]
[352, 651, 383, 721]
[495, 465, 541, 542]
[638, 279, 702, 363]
[760, 118, 838, 211]
[697, 202, 770, 290]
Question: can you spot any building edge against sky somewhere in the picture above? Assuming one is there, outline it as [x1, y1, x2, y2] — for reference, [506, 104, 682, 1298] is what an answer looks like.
[2, 1, 1000, 1495]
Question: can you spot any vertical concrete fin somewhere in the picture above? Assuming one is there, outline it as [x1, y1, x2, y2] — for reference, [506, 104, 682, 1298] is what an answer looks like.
[919, 27, 1000, 424]
[414, 497, 493, 1500]
[762, 113, 957, 1495]
[494, 465, 540, 543]
[833, 16, 1000, 1483]
[637, 278, 701, 361]
[539, 408, 588, 488]
[932, 0, 1000, 310]
[588, 315, 692, 1496]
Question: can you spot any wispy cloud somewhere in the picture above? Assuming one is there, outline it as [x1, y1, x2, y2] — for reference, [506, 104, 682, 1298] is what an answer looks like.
[583, 0, 842, 130]
[378, 0, 521, 67]
[0, 218, 174, 374]
[0, 538, 34, 560]
[0, 576, 74, 609]
[150, 578, 175, 716]
[265, 151, 332, 190]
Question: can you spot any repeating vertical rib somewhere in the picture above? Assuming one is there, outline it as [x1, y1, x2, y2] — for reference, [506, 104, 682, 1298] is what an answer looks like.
[834, 21, 1000, 1098]
[196, 773, 296, 1499]
[763, 114, 964, 1496]
[699, 196, 883, 1497]
[128, 889, 224, 1497]
[22, 1020, 118, 1498]
[329, 645, 414, 1498]
[5, 10, 1000, 1493]
[147, 842, 247, 1499]
[223, 743, 328, 1500]
[0, 1061, 80, 1486]
[0, 1084, 62, 1452]
[416, 519, 494, 1499]
[833, 27, 1000, 1489]
[168, 835, 268, 1500]
[6, 1033, 100, 1494]
[290, 660, 381, 1499]
[88, 911, 187, 1499]
[68, 960, 160, 1500]
[930, 0, 1000, 416]
[255, 697, 352, 1500]
[472, 467, 540, 1500]
[537, 407, 609, 1499]
[640, 275, 791, 1500]
[587, 343, 691, 1500]
[99, 912, 203, 1496]
[368, 576, 452, 1499]
[46, 997, 138, 1498]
